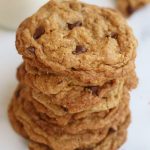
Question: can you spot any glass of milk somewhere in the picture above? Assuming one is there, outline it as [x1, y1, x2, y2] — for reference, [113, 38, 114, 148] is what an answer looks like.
[0, 0, 48, 30]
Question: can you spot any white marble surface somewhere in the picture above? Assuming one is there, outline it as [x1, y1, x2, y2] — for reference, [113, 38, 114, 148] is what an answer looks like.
[0, 0, 150, 150]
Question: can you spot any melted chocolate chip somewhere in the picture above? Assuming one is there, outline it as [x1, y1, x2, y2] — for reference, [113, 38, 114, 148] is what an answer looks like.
[61, 106, 68, 112]
[127, 5, 135, 15]
[109, 127, 117, 133]
[71, 67, 77, 71]
[109, 80, 115, 85]
[106, 32, 118, 39]
[110, 32, 118, 39]
[85, 86, 100, 96]
[39, 113, 49, 121]
[26, 46, 35, 53]
[68, 21, 82, 30]
[33, 26, 45, 40]
[15, 88, 21, 98]
[72, 45, 87, 55]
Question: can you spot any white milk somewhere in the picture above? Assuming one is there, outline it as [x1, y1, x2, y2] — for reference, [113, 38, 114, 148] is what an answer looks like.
[0, 0, 48, 30]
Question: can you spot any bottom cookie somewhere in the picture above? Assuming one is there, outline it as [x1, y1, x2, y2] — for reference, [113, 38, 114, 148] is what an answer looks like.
[28, 118, 128, 150]
[9, 99, 130, 150]
[8, 103, 28, 139]
[9, 88, 130, 150]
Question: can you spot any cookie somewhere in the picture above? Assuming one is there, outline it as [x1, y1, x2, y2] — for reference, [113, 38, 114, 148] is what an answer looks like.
[9, 83, 130, 150]
[28, 125, 127, 150]
[18, 63, 138, 95]
[16, 0, 137, 85]
[25, 57, 137, 87]
[12, 83, 124, 127]
[9, 98, 110, 150]
[9, 101, 129, 150]
[10, 84, 129, 134]
[117, 0, 150, 16]
[8, 99, 28, 139]
[29, 96, 119, 127]
[17, 65, 125, 114]
[24, 92, 129, 134]
[29, 141, 50, 150]
[9, 1, 138, 149]
[9, 92, 130, 150]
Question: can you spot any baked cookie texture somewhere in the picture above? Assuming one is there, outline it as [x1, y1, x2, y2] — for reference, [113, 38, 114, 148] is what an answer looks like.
[16, 0, 137, 85]
[117, 0, 150, 17]
[9, 85, 130, 150]
[9, 0, 138, 150]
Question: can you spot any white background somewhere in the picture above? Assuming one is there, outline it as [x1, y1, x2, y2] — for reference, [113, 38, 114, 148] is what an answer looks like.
[0, 0, 150, 150]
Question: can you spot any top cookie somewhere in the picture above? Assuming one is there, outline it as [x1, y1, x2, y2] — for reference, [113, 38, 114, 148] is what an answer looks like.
[16, 0, 137, 83]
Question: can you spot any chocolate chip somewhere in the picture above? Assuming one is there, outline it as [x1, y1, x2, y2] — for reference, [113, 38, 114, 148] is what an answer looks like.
[15, 88, 21, 98]
[33, 26, 45, 40]
[26, 46, 35, 53]
[109, 127, 117, 133]
[72, 45, 87, 55]
[110, 32, 118, 39]
[127, 5, 135, 16]
[60, 106, 68, 112]
[85, 86, 100, 96]
[109, 80, 115, 85]
[106, 32, 118, 39]
[68, 21, 82, 30]
[71, 67, 77, 71]
[39, 113, 49, 121]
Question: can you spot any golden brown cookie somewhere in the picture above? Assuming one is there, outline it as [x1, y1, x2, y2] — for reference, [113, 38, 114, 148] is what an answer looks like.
[17, 63, 138, 95]
[8, 1, 138, 150]
[28, 95, 120, 127]
[16, 0, 137, 85]
[9, 93, 130, 150]
[24, 88, 130, 134]
[9, 84, 129, 133]
[9, 84, 130, 150]
[9, 102, 129, 150]
[28, 125, 127, 150]
[22, 80, 124, 115]
[10, 83, 124, 128]
[31, 83, 125, 114]
[8, 98, 111, 150]
[29, 142, 50, 150]
[17, 64, 126, 114]
[117, 0, 150, 17]
[27, 61, 138, 91]
[17, 63, 122, 94]
[8, 100, 28, 139]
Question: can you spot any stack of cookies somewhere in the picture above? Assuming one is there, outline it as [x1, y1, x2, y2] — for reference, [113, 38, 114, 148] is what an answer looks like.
[8, 0, 138, 150]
